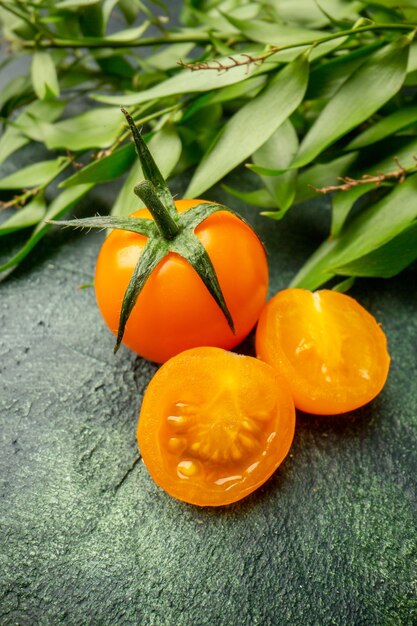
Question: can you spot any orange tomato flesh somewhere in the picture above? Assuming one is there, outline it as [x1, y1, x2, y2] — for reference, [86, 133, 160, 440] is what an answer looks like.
[256, 288, 390, 415]
[137, 347, 295, 506]
[95, 200, 268, 363]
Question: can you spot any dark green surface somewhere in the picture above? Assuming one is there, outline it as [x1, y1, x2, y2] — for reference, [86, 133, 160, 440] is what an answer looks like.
[1, 180, 416, 626]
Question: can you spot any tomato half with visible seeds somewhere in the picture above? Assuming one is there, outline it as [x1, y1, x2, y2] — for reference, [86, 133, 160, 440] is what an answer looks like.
[94, 200, 268, 364]
[137, 347, 295, 506]
[256, 288, 390, 415]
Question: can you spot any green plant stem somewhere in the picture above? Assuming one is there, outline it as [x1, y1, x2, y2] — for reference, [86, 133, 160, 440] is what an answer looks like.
[110, 103, 181, 153]
[7, 22, 416, 52]
[134, 180, 179, 240]
[14, 31, 243, 49]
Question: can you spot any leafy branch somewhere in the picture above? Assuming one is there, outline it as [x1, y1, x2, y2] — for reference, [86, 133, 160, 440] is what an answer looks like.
[1, 0, 417, 287]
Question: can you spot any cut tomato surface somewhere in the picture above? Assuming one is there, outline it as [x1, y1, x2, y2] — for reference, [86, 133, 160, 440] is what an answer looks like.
[256, 288, 390, 415]
[137, 347, 295, 506]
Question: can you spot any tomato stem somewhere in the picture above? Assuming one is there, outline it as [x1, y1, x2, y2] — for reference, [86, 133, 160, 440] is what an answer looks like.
[121, 106, 177, 217]
[134, 181, 179, 240]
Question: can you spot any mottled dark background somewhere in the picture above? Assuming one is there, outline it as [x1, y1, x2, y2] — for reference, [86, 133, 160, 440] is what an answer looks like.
[1, 3, 416, 624]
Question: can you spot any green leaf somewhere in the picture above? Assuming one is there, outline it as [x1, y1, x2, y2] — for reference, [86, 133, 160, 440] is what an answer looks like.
[292, 36, 411, 168]
[331, 184, 374, 237]
[332, 276, 356, 293]
[93, 52, 272, 106]
[252, 119, 299, 213]
[40, 107, 124, 150]
[0, 76, 30, 113]
[56, 0, 100, 8]
[221, 185, 276, 208]
[171, 229, 234, 331]
[146, 43, 195, 71]
[306, 41, 383, 100]
[291, 173, 417, 289]
[269, 0, 363, 28]
[105, 22, 150, 42]
[0, 158, 67, 190]
[347, 106, 417, 150]
[8, 100, 66, 147]
[103, 0, 119, 27]
[223, 15, 325, 45]
[185, 55, 309, 198]
[182, 75, 267, 121]
[111, 161, 143, 217]
[0, 185, 93, 274]
[224, 14, 347, 63]
[333, 220, 417, 278]
[111, 126, 182, 216]
[0, 129, 29, 167]
[114, 237, 168, 353]
[295, 152, 358, 203]
[31, 52, 60, 100]
[61, 143, 136, 187]
[0, 194, 47, 236]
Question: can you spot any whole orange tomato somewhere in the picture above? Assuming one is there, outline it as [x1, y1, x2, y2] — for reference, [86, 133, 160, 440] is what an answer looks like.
[95, 200, 268, 363]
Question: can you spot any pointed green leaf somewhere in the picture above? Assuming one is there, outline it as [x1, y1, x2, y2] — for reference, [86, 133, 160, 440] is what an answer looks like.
[291, 173, 417, 289]
[221, 185, 276, 208]
[0, 194, 47, 236]
[56, 0, 100, 8]
[48, 215, 157, 237]
[92, 52, 271, 106]
[171, 230, 234, 332]
[0, 76, 29, 113]
[182, 75, 267, 121]
[0, 128, 29, 167]
[223, 15, 325, 45]
[61, 143, 136, 187]
[122, 110, 176, 214]
[12, 100, 66, 136]
[295, 152, 358, 203]
[31, 52, 60, 100]
[331, 184, 374, 237]
[347, 106, 417, 150]
[115, 238, 168, 352]
[185, 55, 309, 198]
[111, 126, 182, 216]
[0, 185, 92, 274]
[253, 119, 299, 213]
[292, 36, 410, 168]
[0, 158, 66, 190]
[224, 14, 347, 62]
[332, 276, 356, 293]
[179, 203, 239, 231]
[111, 161, 142, 217]
[42, 107, 124, 151]
[306, 41, 382, 100]
[333, 220, 417, 278]
[105, 22, 150, 42]
[146, 43, 195, 71]
[103, 0, 119, 26]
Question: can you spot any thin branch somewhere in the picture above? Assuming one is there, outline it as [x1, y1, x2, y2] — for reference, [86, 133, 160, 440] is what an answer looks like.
[177, 22, 416, 72]
[178, 49, 276, 72]
[0, 187, 39, 211]
[310, 157, 416, 194]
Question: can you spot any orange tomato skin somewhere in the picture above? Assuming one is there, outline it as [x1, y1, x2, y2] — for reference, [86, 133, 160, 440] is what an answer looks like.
[94, 200, 268, 363]
[137, 347, 295, 506]
[256, 288, 390, 415]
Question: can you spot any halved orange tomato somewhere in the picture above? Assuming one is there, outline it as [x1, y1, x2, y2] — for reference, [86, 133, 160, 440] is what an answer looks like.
[256, 288, 390, 415]
[137, 347, 295, 506]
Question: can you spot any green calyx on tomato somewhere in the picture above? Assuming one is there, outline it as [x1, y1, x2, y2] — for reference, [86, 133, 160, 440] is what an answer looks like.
[49, 107, 239, 353]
